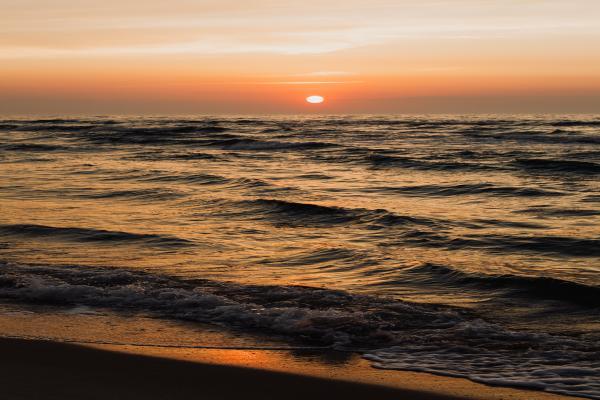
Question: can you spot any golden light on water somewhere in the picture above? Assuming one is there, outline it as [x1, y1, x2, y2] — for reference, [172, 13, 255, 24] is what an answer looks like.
[306, 95, 324, 104]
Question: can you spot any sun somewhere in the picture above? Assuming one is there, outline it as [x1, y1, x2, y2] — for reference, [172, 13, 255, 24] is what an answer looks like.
[306, 95, 324, 104]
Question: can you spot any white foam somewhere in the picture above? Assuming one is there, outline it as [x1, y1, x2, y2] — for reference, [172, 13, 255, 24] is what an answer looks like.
[2, 262, 599, 399]
[365, 320, 600, 399]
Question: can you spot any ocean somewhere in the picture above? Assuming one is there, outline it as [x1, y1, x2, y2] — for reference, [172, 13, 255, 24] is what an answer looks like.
[0, 115, 599, 398]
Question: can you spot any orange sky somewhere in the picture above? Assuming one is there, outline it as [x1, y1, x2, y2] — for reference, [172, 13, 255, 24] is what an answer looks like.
[2, 0, 600, 114]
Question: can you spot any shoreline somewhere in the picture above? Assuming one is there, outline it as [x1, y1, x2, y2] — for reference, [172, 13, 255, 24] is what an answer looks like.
[0, 338, 576, 400]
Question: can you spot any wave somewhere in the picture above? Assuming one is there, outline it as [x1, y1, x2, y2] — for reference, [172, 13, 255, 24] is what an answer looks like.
[0, 224, 192, 248]
[378, 183, 565, 197]
[261, 247, 370, 268]
[94, 169, 288, 195]
[400, 231, 600, 257]
[204, 138, 338, 151]
[515, 207, 600, 217]
[365, 153, 498, 172]
[515, 158, 600, 175]
[0, 262, 458, 347]
[282, 117, 527, 128]
[551, 120, 600, 127]
[0, 123, 20, 130]
[261, 126, 294, 134]
[78, 125, 230, 145]
[0, 118, 86, 126]
[1, 262, 598, 398]
[25, 118, 84, 124]
[0, 156, 54, 164]
[14, 124, 98, 133]
[1, 143, 70, 152]
[541, 134, 600, 145]
[311, 148, 505, 173]
[169, 152, 221, 161]
[126, 150, 221, 162]
[403, 263, 600, 307]
[170, 126, 228, 134]
[236, 199, 435, 228]
[144, 173, 232, 186]
[471, 218, 547, 229]
[582, 195, 600, 203]
[217, 199, 598, 257]
[79, 188, 185, 202]
[70, 126, 336, 151]
[366, 321, 600, 399]
[483, 234, 600, 257]
[459, 129, 600, 145]
[141, 173, 282, 194]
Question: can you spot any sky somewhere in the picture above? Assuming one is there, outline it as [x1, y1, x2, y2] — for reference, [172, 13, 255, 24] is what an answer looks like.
[2, 0, 600, 114]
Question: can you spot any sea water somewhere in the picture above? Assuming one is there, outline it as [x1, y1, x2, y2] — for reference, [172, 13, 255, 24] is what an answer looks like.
[0, 115, 599, 398]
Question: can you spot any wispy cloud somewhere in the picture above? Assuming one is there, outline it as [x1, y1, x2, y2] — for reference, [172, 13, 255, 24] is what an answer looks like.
[291, 71, 357, 77]
[3, 1, 599, 59]
[0, 40, 359, 59]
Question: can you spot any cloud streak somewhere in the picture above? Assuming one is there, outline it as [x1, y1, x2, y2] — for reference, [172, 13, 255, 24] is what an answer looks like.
[3, 1, 599, 58]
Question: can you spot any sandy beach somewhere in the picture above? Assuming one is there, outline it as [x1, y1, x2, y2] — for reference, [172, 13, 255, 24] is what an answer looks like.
[0, 338, 577, 400]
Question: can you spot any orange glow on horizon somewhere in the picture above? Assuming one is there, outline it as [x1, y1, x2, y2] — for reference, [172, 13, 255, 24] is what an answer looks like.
[1, 0, 600, 114]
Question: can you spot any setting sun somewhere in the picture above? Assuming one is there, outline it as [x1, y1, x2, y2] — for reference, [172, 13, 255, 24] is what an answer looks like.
[306, 95, 324, 104]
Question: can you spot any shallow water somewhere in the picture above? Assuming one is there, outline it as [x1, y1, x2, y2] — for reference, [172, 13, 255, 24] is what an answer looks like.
[0, 115, 599, 398]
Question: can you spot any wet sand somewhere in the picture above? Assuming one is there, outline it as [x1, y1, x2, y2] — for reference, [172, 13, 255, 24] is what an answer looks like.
[0, 338, 575, 400]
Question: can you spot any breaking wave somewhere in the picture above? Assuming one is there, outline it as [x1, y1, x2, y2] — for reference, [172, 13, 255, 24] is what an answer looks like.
[0, 261, 598, 399]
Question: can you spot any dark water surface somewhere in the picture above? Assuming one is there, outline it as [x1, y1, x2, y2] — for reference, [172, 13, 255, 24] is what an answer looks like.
[0, 115, 599, 398]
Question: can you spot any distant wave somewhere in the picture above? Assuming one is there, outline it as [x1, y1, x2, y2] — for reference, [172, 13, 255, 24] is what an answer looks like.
[140, 173, 285, 194]
[551, 120, 600, 127]
[23, 118, 85, 124]
[128, 151, 220, 162]
[0, 224, 192, 248]
[521, 133, 600, 145]
[365, 153, 499, 172]
[401, 231, 600, 257]
[515, 207, 600, 217]
[0, 143, 70, 152]
[14, 124, 98, 133]
[203, 137, 338, 151]
[62, 126, 339, 151]
[377, 183, 565, 197]
[0, 124, 20, 130]
[582, 195, 600, 203]
[143, 173, 232, 186]
[79, 188, 184, 202]
[310, 147, 506, 173]
[471, 218, 547, 229]
[515, 158, 600, 175]
[78, 125, 230, 145]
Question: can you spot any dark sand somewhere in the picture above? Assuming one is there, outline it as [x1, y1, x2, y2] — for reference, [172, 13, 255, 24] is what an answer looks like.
[0, 338, 574, 400]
